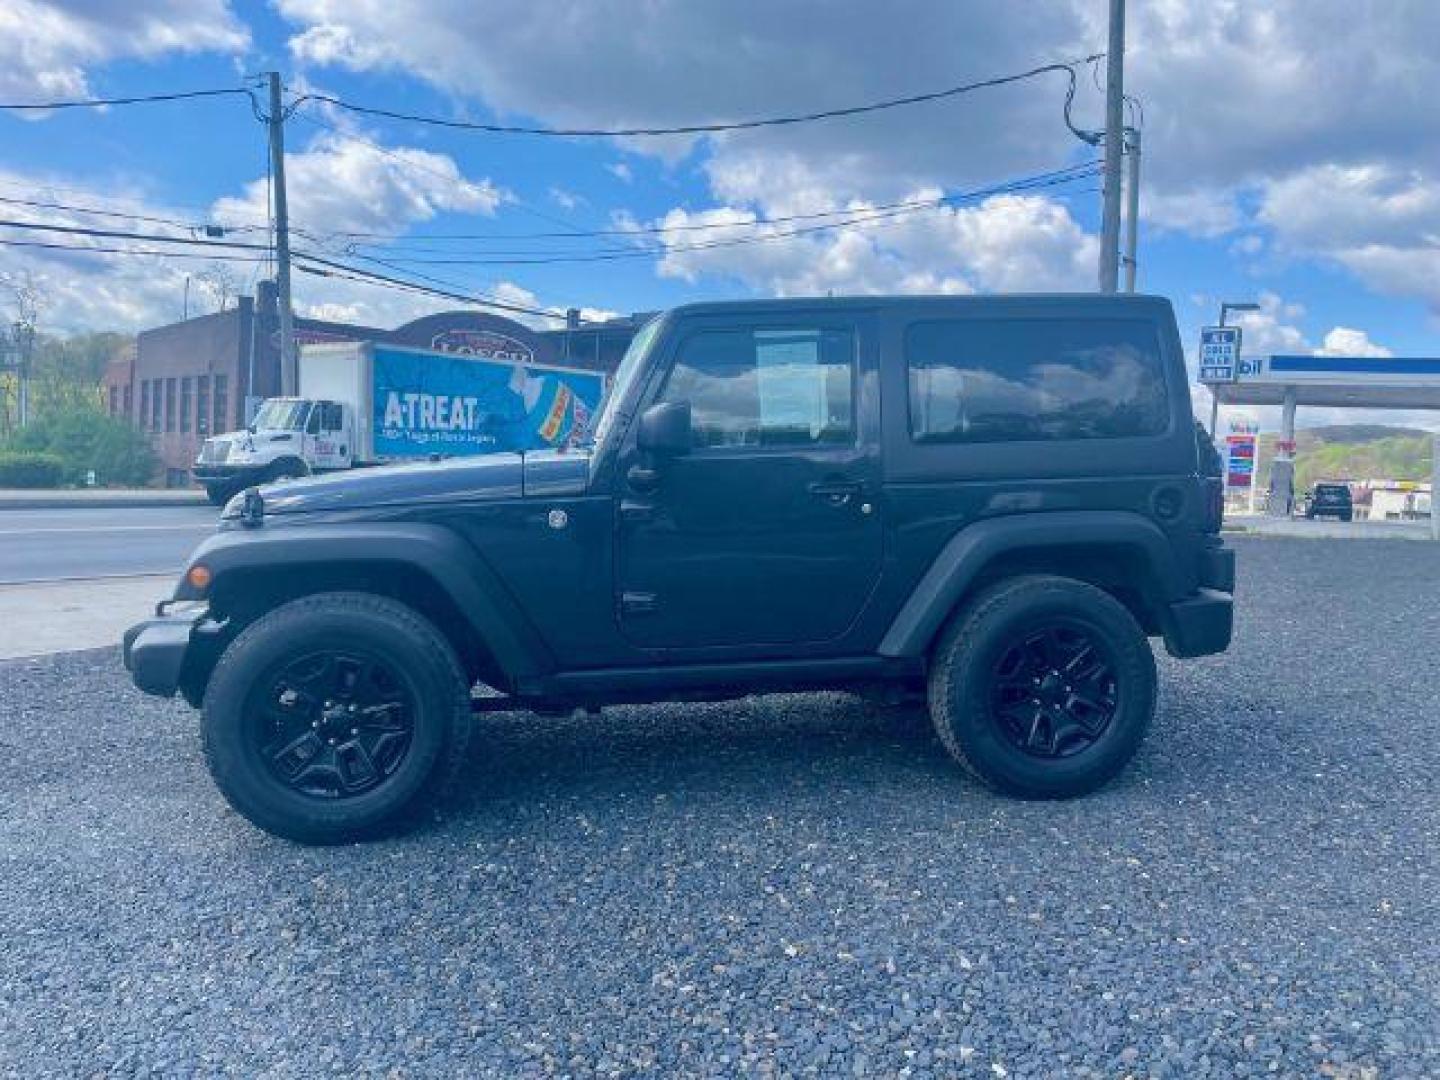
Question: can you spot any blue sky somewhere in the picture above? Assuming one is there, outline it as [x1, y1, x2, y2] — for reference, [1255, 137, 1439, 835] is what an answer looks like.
[3, 1, 1439, 428]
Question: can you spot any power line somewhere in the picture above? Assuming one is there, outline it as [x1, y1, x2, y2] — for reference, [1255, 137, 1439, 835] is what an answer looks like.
[0, 176, 275, 229]
[0, 87, 252, 112]
[291, 54, 1103, 138]
[0, 237, 270, 262]
[343, 164, 1103, 267]
[0, 194, 264, 234]
[0, 218, 273, 251]
[291, 250, 577, 323]
[337, 161, 1103, 246]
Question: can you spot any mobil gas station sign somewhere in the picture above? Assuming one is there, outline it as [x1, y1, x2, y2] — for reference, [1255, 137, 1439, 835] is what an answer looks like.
[1224, 423, 1257, 491]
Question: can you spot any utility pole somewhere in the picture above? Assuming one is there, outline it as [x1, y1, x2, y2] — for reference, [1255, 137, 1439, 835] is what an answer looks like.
[1098, 0, 1126, 293]
[266, 72, 298, 396]
[1122, 126, 1141, 293]
[13, 321, 33, 429]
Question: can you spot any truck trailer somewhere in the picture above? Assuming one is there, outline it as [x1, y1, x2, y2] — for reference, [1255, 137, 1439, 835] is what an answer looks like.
[193, 341, 608, 505]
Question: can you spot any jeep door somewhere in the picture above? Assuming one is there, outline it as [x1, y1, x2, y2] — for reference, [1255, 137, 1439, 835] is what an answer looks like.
[615, 312, 882, 651]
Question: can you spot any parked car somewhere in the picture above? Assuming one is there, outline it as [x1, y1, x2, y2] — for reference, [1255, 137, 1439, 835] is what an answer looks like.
[1303, 482, 1354, 521]
[124, 294, 1235, 844]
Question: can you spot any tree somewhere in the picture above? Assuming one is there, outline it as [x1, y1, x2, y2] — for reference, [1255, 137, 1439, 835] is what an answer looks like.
[27, 331, 133, 414]
[0, 270, 43, 436]
[2, 403, 156, 486]
[197, 262, 239, 313]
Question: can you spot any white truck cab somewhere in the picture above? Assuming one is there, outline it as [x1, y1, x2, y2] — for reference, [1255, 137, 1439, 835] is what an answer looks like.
[193, 397, 354, 505]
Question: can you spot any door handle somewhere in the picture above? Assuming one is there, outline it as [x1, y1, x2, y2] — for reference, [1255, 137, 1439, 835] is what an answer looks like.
[627, 462, 660, 494]
[807, 479, 862, 506]
[619, 499, 656, 523]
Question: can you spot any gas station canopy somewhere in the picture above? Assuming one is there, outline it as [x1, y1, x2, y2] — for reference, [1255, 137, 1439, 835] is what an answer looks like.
[1211, 355, 1440, 410]
[1202, 351, 1440, 525]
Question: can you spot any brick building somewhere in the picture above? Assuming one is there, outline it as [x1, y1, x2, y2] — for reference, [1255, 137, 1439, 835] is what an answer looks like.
[106, 282, 644, 485]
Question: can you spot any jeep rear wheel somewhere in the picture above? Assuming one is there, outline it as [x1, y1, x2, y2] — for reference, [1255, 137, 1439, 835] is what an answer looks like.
[927, 575, 1156, 799]
[201, 592, 471, 843]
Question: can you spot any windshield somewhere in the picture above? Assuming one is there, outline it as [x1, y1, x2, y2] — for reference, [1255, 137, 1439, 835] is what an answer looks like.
[251, 399, 311, 432]
[590, 316, 662, 450]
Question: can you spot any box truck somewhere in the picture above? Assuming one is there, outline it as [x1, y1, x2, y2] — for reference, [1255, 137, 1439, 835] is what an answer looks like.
[193, 342, 608, 505]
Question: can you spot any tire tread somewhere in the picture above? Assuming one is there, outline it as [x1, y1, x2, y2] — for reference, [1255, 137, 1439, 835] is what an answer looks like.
[926, 574, 1155, 798]
[201, 591, 471, 843]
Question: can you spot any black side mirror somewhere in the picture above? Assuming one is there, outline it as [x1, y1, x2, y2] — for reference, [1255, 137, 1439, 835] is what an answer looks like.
[636, 401, 691, 456]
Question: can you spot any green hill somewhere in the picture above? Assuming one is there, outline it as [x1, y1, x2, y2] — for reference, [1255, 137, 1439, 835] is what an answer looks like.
[1251, 425, 1434, 489]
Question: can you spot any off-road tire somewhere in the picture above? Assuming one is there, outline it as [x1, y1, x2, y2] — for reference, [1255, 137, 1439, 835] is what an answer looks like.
[927, 574, 1156, 799]
[201, 592, 471, 844]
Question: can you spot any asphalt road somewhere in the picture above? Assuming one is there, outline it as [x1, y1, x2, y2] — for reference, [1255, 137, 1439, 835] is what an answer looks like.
[0, 506, 218, 584]
[2, 537, 1437, 1076]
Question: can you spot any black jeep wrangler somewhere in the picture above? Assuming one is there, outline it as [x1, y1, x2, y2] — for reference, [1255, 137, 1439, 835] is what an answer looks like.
[125, 295, 1234, 844]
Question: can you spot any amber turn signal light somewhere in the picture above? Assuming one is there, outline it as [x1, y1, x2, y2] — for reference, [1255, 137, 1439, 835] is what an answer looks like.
[185, 564, 212, 591]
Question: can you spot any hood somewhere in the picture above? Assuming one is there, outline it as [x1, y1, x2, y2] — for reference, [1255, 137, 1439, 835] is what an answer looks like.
[257, 448, 590, 516]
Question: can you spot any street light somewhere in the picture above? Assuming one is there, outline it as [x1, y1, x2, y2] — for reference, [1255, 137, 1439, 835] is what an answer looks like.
[1209, 301, 1262, 436]
[1219, 301, 1261, 328]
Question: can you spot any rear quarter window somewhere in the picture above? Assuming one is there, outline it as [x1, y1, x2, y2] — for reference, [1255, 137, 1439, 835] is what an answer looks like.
[906, 318, 1169, 444]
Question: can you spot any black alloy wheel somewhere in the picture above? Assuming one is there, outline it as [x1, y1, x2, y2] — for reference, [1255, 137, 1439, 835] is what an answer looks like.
[249, 650, 416, 799]
[988, 623, 1119, 759]
[927, 575, 1156, 799]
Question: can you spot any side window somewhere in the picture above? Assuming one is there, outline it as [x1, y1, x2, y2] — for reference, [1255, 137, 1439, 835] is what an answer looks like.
[907, 318, 1169, 444]
[660, 326, 854, 448]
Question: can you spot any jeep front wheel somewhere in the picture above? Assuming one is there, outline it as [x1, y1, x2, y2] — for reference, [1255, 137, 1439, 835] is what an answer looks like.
[201, 592, 471, 843]
[927, 575, 1156, 799]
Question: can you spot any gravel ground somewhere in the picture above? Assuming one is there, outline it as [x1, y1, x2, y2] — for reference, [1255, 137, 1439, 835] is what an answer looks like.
[1, 536, 1437, 1078]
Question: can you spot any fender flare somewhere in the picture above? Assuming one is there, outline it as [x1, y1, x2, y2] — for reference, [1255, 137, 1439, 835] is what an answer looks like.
[177, 522, 553, 678]
[877, 510, 1185, 658]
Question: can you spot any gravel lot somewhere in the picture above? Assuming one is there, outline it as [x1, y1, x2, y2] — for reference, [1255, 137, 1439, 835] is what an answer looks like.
[2, 536, 1437, 1077]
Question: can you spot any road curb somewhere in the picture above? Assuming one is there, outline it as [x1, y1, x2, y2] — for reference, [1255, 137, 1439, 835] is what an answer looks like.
[0, 491, 207, 510]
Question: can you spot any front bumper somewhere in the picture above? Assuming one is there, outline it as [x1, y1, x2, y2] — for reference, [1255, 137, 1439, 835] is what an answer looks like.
[192, 463, 266, 484]
[122, 601, 210, 698]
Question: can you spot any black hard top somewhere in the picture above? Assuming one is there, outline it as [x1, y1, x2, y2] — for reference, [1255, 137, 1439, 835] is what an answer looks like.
[663, 293, 1175, 319]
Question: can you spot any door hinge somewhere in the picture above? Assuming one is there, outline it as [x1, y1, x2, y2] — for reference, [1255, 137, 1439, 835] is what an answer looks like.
[620, 591, 657, 615]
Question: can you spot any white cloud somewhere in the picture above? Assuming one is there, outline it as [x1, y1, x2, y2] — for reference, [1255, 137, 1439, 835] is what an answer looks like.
[209, 131, 504, 240]
[1228, 292, 1309, 355]
[1224, 293, 1395, 360]
[1142, 189, 1241, 239]
[1316, 327, 1392, 358]
[286, 22, 390, 69]
[605, 162, 633, 184]
[273, 0, 1440, 311]
[548, 187, 584, 211]
[1259, 164, 1440, 309]
[0, 0, 248, 108]
[0, 164, 570, 336]
[651, 193, 1092, 298]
